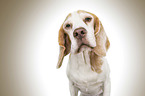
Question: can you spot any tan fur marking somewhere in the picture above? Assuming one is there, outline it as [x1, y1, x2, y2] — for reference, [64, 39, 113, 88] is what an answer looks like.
[65, 13, 72, 21]
[106, 37, 110, 51]
[57, 22, 71, 68]
[90, 51, 103, 73]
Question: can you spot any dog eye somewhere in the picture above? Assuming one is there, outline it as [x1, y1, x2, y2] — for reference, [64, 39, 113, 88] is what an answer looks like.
[84, 17, 92, 22]
[65, 24, 72, 29]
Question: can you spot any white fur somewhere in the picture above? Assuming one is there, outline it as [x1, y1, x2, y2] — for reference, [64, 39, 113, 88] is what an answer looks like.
[67, 50, 110, 96]
[63, 11, 111, 96]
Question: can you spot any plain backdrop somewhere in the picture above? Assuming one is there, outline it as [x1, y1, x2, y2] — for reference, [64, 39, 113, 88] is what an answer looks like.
[0, 1, 145, 96]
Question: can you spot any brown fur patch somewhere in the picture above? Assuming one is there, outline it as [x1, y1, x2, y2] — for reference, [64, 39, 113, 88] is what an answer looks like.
[57, 23, 71, 68]
[90, 51, 103, 73]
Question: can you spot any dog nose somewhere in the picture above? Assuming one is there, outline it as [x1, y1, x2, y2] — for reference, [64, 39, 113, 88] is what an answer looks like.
[73, 28, 87, 39]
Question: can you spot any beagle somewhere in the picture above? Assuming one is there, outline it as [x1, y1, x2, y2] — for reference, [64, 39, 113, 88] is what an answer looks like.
[57, 10, 110, 96]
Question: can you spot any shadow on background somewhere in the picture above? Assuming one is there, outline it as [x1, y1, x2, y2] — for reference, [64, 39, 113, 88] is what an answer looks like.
[0, 1, 145, 96]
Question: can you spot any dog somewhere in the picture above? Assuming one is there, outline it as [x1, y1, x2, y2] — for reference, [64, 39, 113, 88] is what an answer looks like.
[56, 10, 110, 96]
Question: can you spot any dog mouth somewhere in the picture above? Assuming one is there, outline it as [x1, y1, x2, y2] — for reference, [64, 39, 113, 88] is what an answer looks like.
[77, 43, 93, 53]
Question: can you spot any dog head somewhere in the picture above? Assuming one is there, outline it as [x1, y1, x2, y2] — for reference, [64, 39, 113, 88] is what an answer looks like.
[56, 10, 110, 69]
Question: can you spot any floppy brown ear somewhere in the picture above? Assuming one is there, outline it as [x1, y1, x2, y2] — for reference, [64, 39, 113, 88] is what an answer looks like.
[56, 25, 71, 68]
[93, 18, 110, 56]
[90, 14, 110, 73]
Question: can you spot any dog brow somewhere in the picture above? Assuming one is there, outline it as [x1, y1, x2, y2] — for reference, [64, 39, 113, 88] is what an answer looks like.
[65, 13, 72, 21]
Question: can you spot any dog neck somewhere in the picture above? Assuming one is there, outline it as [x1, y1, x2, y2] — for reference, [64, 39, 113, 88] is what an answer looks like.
[69, 50, 91, 67]
[69, 49, 103, 73]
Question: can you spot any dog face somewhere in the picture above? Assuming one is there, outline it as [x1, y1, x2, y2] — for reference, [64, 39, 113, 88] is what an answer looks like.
[62, 11, 96, 53]
[57, 10, 110, 69]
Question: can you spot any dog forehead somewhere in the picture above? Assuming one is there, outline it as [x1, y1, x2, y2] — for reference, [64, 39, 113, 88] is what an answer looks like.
[65, 11, 93, 22]
[65, 11, 80, 22]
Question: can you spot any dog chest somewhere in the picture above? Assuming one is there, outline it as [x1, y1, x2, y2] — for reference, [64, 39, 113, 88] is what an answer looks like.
[67, 51, 106, 95]
[67, 51, 106, 82]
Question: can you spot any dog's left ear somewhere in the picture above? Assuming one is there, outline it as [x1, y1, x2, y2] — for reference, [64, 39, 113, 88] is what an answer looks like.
[92, 16, 110, 56]
[90, 14, 110, 73]
[56, 25, 71, 68]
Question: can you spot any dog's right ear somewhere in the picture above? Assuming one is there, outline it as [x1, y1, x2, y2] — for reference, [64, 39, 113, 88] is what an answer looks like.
[56, 24, 71, 69]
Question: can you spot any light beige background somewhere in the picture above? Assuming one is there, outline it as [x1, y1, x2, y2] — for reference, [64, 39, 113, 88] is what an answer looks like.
[0, 1, 145, 96]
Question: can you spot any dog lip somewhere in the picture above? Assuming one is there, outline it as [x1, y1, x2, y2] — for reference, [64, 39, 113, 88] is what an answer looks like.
[77, 43, 94, 53]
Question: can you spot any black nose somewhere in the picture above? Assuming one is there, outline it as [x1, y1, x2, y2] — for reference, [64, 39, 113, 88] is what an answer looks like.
[73, 28, 87, 39]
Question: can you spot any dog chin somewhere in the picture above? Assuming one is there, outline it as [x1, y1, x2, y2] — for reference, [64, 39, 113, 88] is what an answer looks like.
[76, 44, 92, 53]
